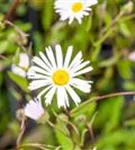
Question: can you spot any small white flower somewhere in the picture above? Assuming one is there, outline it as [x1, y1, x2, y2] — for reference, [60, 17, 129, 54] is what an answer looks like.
[128, 51, 135, 62]
[27, 45, 93, 108]
[54, 0, 98, 24]
[11, 53, 29, 77]
[24, 99, 45, 120]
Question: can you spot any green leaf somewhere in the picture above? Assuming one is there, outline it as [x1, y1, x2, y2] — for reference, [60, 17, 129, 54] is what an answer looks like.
[124, 119, 135, 127]
[0, 89, 10, 133]
[0, 40, 8, 54]
[55, 115, 74, 150]
[105, 97, 124, 132]
[33, 31, 44, 53]
[99, 57, 118, 67]
[8, 71, 29, 92]
[42, 0, 53, 30]
[117, 60, 132, 79]
[96, 129, 135, 149]
[80, 128, 87, 147]
[70, 100, 96, 120]
[119, 22, 131, 37]
[94, 96, 124, 132]
[123, 81, 135, 91]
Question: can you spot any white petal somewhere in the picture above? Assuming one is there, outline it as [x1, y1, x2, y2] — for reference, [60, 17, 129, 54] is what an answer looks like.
[32, 56, 51, 72]
[82, 11, 90, 16]
[27, 72, 50, 80]
[46, 47, 57, 69]
[63, 87, 69, 107]
[70, 59, 83, 71]
[28, 80, 51, 90]
[84, 0, 98, 6]
[60, 14, 69, 21]
[29, 66, 50, 76]
[45, 87, 56, 105]
[39, 52, 52, 69]
[69, 16, 74, 24]
[64, 46, 73, 68]
[66, 85, 81, 106]
[72, 66, 93, 77]
[68, 51, 82, 69]
[72, 61, 90, 73]
[57, 87, 66, 108]
[76, 16, 82, 24]
[37, 85, 53, 101]
[70, 78, 92, 93]
[84, 7, 92, 11]
[55, 45, 63, 68]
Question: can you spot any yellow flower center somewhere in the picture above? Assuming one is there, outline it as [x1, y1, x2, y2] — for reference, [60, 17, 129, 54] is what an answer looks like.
[52, 69, 70, 86]
[72, 2, 83, 12]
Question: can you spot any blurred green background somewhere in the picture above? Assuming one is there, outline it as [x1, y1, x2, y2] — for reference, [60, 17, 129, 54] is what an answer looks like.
[0, 0, 135, 149]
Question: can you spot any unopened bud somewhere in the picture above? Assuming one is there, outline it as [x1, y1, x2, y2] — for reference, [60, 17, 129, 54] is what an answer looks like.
[121, 1, 133, 14]
[16, 109, 25, 121]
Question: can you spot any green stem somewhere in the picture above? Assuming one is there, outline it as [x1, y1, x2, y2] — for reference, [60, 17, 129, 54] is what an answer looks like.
[92, 10, 125, 61]
[52, 110, 80, 137]
[120, 13, 135, 22]
[47, 120, 69, 137]
[19, 143, 56, 150]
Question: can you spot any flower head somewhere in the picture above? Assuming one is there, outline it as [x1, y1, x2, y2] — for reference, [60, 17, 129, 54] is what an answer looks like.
[54, 0, 98, 24]
[11, 53, 29, 77]
[27, 45, 93, 108]
[24, 99, 45, 121]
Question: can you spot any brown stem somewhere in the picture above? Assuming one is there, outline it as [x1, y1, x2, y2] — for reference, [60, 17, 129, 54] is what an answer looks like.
[86, 123, 95, 143]
[16, 115, 26, 150]
[4, 0, 20, 21]
[71, 91, 135, 115]
[95, 91, 135, 102]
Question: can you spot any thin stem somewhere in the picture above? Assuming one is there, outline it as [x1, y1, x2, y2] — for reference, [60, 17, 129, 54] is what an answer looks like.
[101, 11, 124, 35]
[52, 109, 79, 136]
[16, 115, 26, 150]
[86, 123, 95, 143]
[120, 13, 135, 22]
[5, 20, 29, 38]
[4, 0, 20, 21]
[19, 143, 61, 150]
[47, 120, 69, 137]
[19, 144, 47, 150]
[86, 112, 98, 144]
[92, 10, 126, 61]
[93, 91, 135, 102]
[71, 91, 135, 115]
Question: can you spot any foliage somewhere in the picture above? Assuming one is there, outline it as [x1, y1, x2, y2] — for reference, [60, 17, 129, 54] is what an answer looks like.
[0, 0, 135, 149]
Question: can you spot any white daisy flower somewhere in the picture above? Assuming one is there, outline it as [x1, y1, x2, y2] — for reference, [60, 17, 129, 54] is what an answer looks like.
[11, 53, 29, 77]
[54, 0, 98, 24]
[24, 99, 45, 121]
[27, 45, 93, 108]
